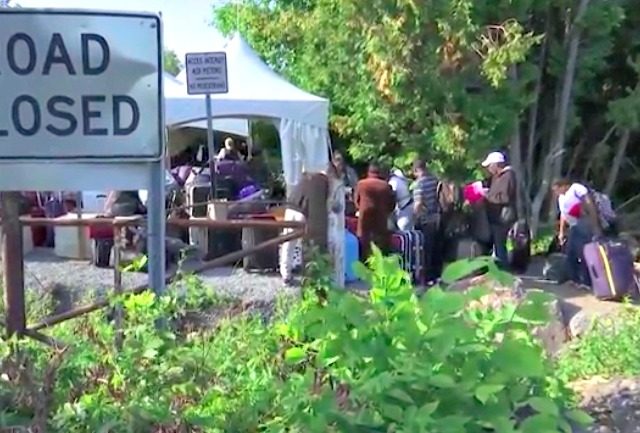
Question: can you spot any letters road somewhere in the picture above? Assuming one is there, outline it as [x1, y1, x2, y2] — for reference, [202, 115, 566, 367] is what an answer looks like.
[0, 32, 140, 138]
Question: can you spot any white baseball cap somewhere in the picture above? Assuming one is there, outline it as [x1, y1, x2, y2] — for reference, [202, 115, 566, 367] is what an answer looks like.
[481, 151, 506, 167]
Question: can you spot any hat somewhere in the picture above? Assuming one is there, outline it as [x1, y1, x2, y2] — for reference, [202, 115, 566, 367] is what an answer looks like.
[481, 151, 506, 167]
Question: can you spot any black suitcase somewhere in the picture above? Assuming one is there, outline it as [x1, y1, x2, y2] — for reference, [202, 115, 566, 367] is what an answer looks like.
[242, 222, 279, 271]
[93, 239, 114, 268]
[509, 220, 531, 274]
[455, 237, 485, 260]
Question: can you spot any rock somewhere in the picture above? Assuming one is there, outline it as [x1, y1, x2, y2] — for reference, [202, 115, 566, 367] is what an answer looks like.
[572, 377, 640, 433]
[569, 310, 603, 339]
[444, 274, 568, 355]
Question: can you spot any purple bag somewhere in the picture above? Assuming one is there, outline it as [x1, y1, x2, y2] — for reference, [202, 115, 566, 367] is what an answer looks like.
[583, 239, 637, 301]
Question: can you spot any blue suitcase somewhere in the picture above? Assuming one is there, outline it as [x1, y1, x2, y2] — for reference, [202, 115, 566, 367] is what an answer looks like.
[345, 230, 360, 283]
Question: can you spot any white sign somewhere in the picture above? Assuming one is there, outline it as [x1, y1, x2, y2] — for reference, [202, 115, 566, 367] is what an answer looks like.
[185, 52, 228, 95]
[0, 10, 163, 160]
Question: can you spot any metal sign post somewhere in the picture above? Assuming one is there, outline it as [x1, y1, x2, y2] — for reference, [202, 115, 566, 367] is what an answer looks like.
[0, 9, 166, 322]
[185, 52, 229, 199]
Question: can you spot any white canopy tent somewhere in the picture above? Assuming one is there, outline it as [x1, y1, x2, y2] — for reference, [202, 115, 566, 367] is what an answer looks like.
[164, 34, 342, 287]
[164, 33, 331, 189]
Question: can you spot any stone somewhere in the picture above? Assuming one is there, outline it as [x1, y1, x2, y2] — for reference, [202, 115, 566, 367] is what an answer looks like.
[444, 273, 568, 355]
[572, 377, 640, 433]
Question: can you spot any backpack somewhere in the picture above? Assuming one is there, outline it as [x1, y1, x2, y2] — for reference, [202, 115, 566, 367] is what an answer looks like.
[591, 190, 616, 230]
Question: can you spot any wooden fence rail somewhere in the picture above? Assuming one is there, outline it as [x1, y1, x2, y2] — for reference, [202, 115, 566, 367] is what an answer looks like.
[1, 210, 306, 344]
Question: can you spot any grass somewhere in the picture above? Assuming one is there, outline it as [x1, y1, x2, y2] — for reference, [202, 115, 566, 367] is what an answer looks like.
[557, 302, 640, 381]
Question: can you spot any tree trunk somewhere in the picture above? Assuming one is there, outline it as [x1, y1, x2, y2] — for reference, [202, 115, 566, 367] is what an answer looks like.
[583, 125, 616, 179]
[525, 30, 549, 197]
[530, 0, 591, 235]
[507, 66, 527, 219]
[604, 129, 631, 196]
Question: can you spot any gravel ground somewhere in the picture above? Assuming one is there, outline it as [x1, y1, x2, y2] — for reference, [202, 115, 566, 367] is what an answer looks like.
[3, 248, 298, 303]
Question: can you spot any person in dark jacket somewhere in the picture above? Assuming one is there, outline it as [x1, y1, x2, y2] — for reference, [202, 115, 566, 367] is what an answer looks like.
[482, 151, 516, 268]
[355, 164, 395, 258]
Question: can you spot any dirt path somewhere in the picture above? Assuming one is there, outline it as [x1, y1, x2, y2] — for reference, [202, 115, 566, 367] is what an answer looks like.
[520, 257, 630, 330]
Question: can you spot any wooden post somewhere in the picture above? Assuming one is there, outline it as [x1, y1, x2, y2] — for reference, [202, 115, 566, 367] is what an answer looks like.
[1, 191, 26, 336]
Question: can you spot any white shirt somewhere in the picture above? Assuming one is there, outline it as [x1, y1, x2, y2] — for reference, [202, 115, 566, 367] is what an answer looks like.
[388, 169, 411, 209]
[558, 182, 588, 226]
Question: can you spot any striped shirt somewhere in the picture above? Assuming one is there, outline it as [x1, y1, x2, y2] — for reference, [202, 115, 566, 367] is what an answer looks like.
[413, 175, 440, 224]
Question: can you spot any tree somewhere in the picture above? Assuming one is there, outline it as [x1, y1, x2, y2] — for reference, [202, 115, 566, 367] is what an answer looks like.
[164, 49, 182, 76]
[214, 0, 640, 232]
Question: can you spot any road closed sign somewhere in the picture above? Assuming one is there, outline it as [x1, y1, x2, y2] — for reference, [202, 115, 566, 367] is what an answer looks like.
[0, 10, 162, 160]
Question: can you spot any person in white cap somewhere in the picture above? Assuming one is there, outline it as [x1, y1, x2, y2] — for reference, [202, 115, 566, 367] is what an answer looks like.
[481, 151, 517, 268]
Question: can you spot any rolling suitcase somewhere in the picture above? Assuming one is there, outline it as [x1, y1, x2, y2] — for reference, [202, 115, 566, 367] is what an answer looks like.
[391, 230, 425, 284]
[345, 230, 360, 283]
[583, 239, 637, 301]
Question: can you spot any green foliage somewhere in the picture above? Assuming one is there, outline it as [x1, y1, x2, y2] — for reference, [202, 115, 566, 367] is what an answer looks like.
[557, 303, 640, 381]
[270, 246, 589, 432]
[163, 49, 182, 76]
[0, 252, 591, 431]
[213, 0, 540, 178]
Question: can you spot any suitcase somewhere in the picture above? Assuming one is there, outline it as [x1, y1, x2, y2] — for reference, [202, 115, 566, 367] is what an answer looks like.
[242, 214, 279, 271]
[583, 239, 637, 301]
[453, 237, 485, 260]
[92, 239, 114, 268]
[44, 194, 65, 247]
[30, 205, 47, 247]
[509, 220, 531, 274]
[543, 253, 568, 283]
[391, 230, 425, 284]
[345, 230, 360, 283]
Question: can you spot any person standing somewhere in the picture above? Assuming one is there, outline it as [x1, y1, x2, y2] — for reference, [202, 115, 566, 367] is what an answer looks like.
[355, 164, 395, 258]
[412, 160, 441, 281]
[388, 168, 413, 231]
[216, 137, 242, 161]
[280, 172, 329, 284]
[481, 151, 517, 268]
[333, 151, 358, 191]
[551, 178, 602, 288]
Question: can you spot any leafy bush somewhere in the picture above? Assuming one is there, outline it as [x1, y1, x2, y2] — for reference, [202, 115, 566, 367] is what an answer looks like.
[0, 251, 592, 432]
[557, 303, 640, 381]
[269, 247, 591, 432]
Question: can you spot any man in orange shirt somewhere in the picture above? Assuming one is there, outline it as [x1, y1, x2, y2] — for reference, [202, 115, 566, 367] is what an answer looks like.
[355, 164, 395, 258]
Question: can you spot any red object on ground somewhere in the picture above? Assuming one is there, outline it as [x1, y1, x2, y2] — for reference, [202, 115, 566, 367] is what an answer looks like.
[30, 206, 47, 247]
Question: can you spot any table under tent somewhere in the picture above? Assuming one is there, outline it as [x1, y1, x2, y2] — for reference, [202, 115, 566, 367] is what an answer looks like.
[164, 33, 344, 285]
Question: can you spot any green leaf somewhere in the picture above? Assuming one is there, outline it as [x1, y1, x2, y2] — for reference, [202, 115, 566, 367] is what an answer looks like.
[519, 414, 559, 433]
[441, 258, 491, 284]
[420, 401, 439, 415]
[565, 409, 594, 426]
[284, 347, 306, 364]
[379, 403, 404, 422]
[493, 339, 545, 378]
[475, 384, 505, 404]
[422, 287, 466, 315]
[428, 374, 456, 388]
[388, 388, 414, 404]
[527, 397, 559, 416]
